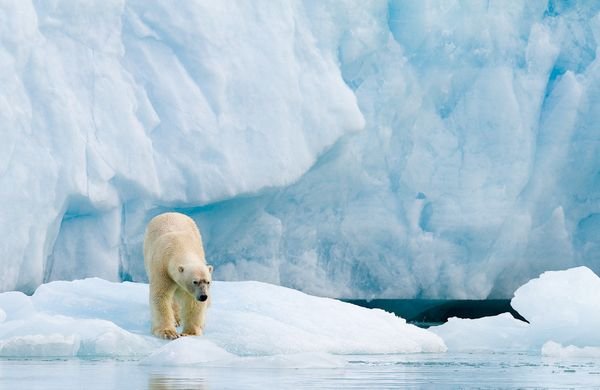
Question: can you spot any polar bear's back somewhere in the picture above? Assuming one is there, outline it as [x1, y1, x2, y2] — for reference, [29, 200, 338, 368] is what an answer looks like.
[143, 212, 204, 273]
[145, 212, 201, 242]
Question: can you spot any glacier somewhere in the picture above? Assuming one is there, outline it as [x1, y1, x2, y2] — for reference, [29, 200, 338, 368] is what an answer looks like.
[1, 0, 599, 298]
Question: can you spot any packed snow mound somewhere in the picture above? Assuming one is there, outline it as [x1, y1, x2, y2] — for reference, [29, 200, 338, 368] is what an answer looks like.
[0, 278, 445, 361]
[2, 1, 600, 299]
[432, 267, 600, 353]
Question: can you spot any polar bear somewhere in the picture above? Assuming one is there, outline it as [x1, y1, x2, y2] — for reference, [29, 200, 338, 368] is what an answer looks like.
[143, 212, 213, 339]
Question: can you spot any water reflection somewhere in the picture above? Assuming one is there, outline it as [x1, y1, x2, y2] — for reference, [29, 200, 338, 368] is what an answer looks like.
[2, 354, 600, 389]
[148, 374, 207, 390]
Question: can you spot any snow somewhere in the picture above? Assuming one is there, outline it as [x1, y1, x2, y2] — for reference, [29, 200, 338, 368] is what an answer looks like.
[432, 267, 600, 353]
[1, 267, 600, 361]
[1, 1, 600, 299]
[0, 278, 445, 360]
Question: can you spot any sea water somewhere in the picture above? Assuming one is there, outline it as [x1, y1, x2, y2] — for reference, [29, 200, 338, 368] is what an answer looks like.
[2, 353, 600, 389]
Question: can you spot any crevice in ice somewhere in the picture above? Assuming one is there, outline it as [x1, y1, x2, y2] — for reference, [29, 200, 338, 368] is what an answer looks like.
[418, 202, 434, 232]
[41, 210, 67, 288]
[118, 204, 133, 282]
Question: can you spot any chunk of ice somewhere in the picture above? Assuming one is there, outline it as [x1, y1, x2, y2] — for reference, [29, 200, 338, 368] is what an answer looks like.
[432, 267, 600, 353]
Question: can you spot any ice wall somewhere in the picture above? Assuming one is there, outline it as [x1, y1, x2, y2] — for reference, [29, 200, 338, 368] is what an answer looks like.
[1, 1, 599, 298]
[0, 0, 363, 292]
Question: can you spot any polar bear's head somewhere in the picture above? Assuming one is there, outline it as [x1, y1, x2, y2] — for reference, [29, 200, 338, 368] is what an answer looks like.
[175, 262, 214, 302]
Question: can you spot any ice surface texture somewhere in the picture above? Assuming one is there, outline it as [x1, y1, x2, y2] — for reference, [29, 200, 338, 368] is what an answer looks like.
[1, 1, 599, 298]
[0, 278, 445, 360]
[432, 267, 600, 352]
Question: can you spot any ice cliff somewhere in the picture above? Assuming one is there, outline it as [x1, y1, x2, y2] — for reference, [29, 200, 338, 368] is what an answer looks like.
[1, 1, 599, 298]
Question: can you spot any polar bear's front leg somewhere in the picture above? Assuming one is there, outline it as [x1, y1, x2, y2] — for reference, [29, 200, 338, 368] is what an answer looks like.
[179, 296, 207, 337]
[172, 296, 181, 328]
[149, 284, 179, 340]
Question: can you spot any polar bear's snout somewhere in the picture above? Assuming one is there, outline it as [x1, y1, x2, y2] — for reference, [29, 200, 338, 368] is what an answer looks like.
[192, 279, 211, 301]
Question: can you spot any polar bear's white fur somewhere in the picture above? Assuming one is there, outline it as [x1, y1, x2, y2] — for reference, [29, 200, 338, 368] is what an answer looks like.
[144, 212, 213, 339]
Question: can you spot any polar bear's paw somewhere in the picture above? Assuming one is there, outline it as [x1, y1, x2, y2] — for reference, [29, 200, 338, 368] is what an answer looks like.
[155, 328, 180, 340]
[180, 327, 203, 337]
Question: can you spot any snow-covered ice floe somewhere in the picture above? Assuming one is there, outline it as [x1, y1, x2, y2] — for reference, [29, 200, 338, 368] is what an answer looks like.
[0, 278, 445, 363]
[432, 267, 600, 354]
[542, 341, 600, 358]
[3, 267, 598, 361]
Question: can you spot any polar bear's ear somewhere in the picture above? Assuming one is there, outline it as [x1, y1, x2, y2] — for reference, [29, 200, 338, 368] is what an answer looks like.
[178, 266, 184, 273]
[207, 265, 213, 274]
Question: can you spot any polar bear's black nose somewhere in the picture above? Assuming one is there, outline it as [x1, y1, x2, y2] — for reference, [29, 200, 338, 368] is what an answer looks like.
[198, 294, 208, 302]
